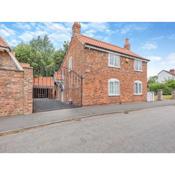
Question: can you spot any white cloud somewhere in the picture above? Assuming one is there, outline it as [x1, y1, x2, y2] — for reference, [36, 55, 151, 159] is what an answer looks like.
[19, 30, 48, 42]
[166, 52, 175, 64]
[8, 39, 20, 46]
[81, 22, 111, 38]
[118, 24, 147, 34]
[14, 23, 32, 30]
[81, 22, 108, 31]
[148, 52, 175, 77]
[148, 56, 162, 61]
[142, 42, 157, 50]
[0, 24, 15, 37]
[44, 23, 70, 33]
[15, 22, 71, 48]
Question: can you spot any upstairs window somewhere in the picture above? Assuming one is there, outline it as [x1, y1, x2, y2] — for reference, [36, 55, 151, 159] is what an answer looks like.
[108, 53, 120, 68]
[68, 57, 73, 71]
[134, 80, 142, 95]
[134, 59, 142, 71]
[108, 79, 120, 96]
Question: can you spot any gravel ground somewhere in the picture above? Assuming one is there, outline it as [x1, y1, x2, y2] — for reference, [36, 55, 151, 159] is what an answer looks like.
[0, 106, 175, 153]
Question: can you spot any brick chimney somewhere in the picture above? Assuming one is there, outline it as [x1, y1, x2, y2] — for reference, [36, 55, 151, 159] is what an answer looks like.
[124, 38, 131, 50]
[170, 69, 175, 75]
[72, 22, 81, 37]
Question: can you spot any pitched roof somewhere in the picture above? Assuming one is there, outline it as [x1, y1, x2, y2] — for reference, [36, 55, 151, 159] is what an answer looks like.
[77, 34, 149, 61]
[0, 36, 10, 49]
[159, 70, 175, 76]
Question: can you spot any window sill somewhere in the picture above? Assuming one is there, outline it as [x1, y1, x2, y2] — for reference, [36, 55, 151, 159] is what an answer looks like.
[108, 65, 121, 69]
[108, 94, 120, 97]
[134, 69, 143, 72]
[134, 93, 143, 96]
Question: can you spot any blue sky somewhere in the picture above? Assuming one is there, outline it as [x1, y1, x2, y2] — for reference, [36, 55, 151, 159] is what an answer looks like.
[0, 22, 175, 77]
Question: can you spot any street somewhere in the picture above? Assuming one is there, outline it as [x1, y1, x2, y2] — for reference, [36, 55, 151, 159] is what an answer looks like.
[0, 105, 175, 152]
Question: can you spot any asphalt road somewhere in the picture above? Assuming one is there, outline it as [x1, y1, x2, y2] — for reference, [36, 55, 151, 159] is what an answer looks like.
[0, 105, 175, 153]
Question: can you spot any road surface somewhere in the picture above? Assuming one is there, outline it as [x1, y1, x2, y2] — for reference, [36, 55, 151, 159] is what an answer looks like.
[0, 105, 175, 152]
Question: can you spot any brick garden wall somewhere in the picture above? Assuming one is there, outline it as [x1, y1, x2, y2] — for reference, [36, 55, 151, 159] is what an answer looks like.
[0, 65, 33, 117]
[23, 64, 33, 115]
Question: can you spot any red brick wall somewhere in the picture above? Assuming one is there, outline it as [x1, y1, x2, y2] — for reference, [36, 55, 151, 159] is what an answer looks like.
[59, 36, 84, 106]
[23, 66, 33, 115]
[0, 69, 24, 116]
[82, 48, 147, 105]
[58, 36, 148, 106]
[0, 66, 33, 117]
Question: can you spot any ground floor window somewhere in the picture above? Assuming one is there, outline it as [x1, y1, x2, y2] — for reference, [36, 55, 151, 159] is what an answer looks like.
[108, 79, 120, 96]
[134, 80, 142, 95]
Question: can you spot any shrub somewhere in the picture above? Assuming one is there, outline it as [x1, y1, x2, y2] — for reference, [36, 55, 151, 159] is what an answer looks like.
[148, 79, 175, 95]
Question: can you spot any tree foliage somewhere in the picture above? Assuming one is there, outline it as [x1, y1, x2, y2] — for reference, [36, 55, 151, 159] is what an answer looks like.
[148, 75, 158, 84]
[14, 35, 69, 76]
[148, 79, 175, 95]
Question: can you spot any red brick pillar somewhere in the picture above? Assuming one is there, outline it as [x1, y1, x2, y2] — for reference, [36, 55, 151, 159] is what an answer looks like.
[23, 65, 33, 114]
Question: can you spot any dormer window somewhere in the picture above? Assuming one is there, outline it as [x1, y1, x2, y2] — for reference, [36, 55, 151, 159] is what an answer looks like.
[108, 53, 120, 68]
[134, 59, 142, 71]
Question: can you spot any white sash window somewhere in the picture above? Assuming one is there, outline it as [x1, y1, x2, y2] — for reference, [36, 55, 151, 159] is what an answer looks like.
[108, 79, 120, 96]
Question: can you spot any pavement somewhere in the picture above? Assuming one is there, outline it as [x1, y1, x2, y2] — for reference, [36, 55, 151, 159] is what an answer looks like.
[0, 105, 175, 152]
[0, 100, 175, 136]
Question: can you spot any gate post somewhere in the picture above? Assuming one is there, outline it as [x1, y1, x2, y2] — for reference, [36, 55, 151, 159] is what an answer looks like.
[157, 89, 163, 101]
[172, 89, 175, 99]
[80, 76, 83, 107]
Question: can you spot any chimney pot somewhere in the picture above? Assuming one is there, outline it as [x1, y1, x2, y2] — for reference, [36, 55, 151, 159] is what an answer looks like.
[124, 38, 131, 50]
[170, 69, 175, 75]
[72, 22, 81, 37]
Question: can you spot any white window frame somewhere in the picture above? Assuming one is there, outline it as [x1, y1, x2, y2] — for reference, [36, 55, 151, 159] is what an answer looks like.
[134, 80, 142, 95]
[108, 53, 120, 68]
[68, 57, 73, 71]
[134, 59, 142, 71]
[108, 78, 120, 96]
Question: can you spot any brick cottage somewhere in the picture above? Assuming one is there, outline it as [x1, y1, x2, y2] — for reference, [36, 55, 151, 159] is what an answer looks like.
[55, 22, 150, 106]
[0, 37, 33, 117]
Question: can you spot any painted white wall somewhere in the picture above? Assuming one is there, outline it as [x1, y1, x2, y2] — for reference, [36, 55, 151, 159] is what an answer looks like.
[157, 71, 175, 83]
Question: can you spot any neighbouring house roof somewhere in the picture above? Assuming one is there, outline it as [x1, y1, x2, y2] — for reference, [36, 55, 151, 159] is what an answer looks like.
[158, 70, 175, 76]
[77, 34, 149, 61]
[33, 77, 54, 88]
[0, 36, 10, 50]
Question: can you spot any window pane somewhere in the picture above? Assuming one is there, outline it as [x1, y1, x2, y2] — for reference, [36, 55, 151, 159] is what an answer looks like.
[139, 83, 142, 93]
[109, 54, 120, 67]
[109, 80, 120, 95]
[136, 83, 138, 94]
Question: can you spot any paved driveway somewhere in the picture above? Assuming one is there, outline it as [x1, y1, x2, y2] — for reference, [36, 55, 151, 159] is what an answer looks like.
[0, 105, 175, 153]
[33, 98, 77, 112]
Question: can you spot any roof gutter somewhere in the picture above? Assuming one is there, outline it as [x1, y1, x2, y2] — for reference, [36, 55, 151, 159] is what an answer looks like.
[84, 44, 149, 62]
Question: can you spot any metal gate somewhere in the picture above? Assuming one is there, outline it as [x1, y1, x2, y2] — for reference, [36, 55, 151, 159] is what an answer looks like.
[33, 67, 83, 112]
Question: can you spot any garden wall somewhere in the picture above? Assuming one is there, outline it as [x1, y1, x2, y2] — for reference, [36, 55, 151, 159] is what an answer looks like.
[0, 64, 33, 117]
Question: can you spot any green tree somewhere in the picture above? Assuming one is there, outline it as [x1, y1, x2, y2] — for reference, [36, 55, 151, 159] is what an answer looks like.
[53, 41, 69, 70]
[148, 75, 158, 84]
[14, 35, 69, 76]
